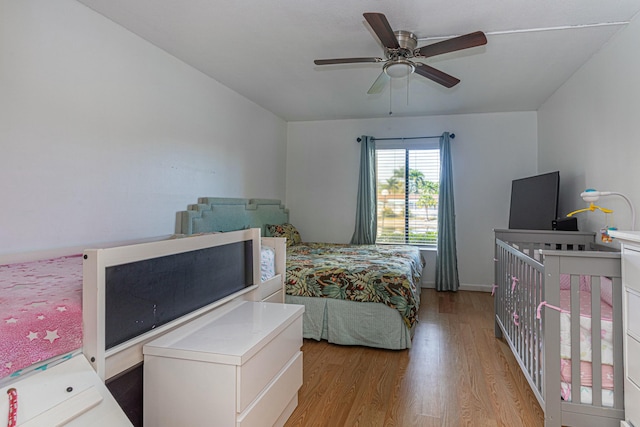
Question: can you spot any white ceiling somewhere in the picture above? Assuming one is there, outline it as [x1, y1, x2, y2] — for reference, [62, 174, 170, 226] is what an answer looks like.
[75, 0, 640, 122]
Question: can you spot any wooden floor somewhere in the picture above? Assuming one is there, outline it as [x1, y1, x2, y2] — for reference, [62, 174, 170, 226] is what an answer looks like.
[284, 289, 545, 427]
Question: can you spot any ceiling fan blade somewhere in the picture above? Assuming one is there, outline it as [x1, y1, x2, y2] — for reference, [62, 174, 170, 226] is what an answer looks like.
[416, 31, 487, 59]
[363, 13, 399, 49]
[314, 57, 382, 65]
[367, 72, 390, 94]
[414, 63, 460, 88]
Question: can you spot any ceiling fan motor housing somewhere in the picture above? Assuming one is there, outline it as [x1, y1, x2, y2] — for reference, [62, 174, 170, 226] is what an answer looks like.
[382, 30, 418, 77]
[389, 30, 417, 59]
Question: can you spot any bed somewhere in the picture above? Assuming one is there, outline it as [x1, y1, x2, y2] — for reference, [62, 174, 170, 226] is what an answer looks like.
[0, 254, 83, 384]
[0, 230, 280, 383]
[1, 229, 283, 425]
[494, 229, 625, 427]
[176, 197, 424, 350]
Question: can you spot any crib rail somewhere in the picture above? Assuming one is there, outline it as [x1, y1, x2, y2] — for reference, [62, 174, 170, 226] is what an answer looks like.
[542, 250, 623, 426]
[495, 238, 545, 404]
[494, 229, 596, 257]
[494, 229, 624, 427]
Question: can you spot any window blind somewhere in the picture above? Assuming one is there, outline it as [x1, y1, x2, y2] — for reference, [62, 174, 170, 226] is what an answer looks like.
[376, 147, 440, 245]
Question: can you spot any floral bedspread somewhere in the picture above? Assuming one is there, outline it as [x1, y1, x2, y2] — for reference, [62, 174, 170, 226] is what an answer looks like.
[285, 243, 424, 327]
[0, 255, 83, 382]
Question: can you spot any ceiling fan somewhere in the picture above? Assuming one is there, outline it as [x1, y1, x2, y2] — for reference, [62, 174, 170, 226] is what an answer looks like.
[314, 13, 487, 94]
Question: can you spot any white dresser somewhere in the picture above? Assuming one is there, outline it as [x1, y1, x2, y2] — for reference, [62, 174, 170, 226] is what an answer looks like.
[608, 230, 640, 427]
[143, 301, 304, 427]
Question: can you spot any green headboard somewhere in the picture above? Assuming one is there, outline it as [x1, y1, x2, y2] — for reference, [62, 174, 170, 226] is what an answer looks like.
[176, 197, 289, 236]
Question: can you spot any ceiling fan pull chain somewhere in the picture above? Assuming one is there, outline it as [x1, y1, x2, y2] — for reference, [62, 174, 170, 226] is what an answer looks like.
[389, 83, 393, 115]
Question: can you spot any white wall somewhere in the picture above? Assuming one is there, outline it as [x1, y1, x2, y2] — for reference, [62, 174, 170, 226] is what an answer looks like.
[0, 0, 287, 255]
[286, 112, 538, 289]
[538, 12, 640, 235]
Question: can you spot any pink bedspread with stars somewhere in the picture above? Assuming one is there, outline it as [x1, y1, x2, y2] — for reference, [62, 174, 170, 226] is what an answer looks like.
[0, 255, 83, 382]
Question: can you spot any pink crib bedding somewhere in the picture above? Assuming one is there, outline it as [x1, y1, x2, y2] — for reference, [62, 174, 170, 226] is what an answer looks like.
[0, 255, 83, 383]
[559, 276, 614, 365]
[560, 360, 614, 390]
[557, 275, 615, 405]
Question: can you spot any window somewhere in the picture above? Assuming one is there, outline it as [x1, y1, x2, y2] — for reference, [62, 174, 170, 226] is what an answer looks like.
[376, 144, 440, 245]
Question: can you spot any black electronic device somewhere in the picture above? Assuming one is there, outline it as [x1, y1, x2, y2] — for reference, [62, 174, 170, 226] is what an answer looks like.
[552, 216, 578, 231]
[508, 171, 560, 230]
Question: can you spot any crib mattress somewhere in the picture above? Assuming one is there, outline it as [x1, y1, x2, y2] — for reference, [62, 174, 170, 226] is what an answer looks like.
[561, 382, 615, 408]
[0, 255, 83, 384]
[558, 286, 615, 406]
[559, 288, 614, 364]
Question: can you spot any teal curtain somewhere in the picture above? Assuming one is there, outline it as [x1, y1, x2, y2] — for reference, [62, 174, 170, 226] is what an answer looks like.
[435, 132, 460, 291]
[351, 136, 377, 244]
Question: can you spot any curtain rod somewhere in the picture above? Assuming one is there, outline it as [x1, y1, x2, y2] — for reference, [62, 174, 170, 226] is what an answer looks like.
[356, 133, 455, 142]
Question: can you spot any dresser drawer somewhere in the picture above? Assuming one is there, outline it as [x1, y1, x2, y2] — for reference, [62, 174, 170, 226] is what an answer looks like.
[237, 315, 303, 413]
[623, 246, 640, 293]
[628, 334, 640, 388]
[627, 288, 640, 338]
[237, 351, 303, 427]
[624, 375, 640, 427]
[260, 274, 283, 299]
[263, 289, 284, 303]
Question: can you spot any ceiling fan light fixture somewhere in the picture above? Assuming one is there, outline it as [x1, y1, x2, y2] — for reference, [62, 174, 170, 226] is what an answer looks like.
[383, 60, 414, 78]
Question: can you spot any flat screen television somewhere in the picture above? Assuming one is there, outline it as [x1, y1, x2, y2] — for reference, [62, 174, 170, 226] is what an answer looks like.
[508, 171, 560, 230]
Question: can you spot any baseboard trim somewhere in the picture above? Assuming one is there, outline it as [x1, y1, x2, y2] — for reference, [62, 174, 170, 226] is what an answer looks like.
[421, 282, 492, 293]
[460, 283, 493, 293]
